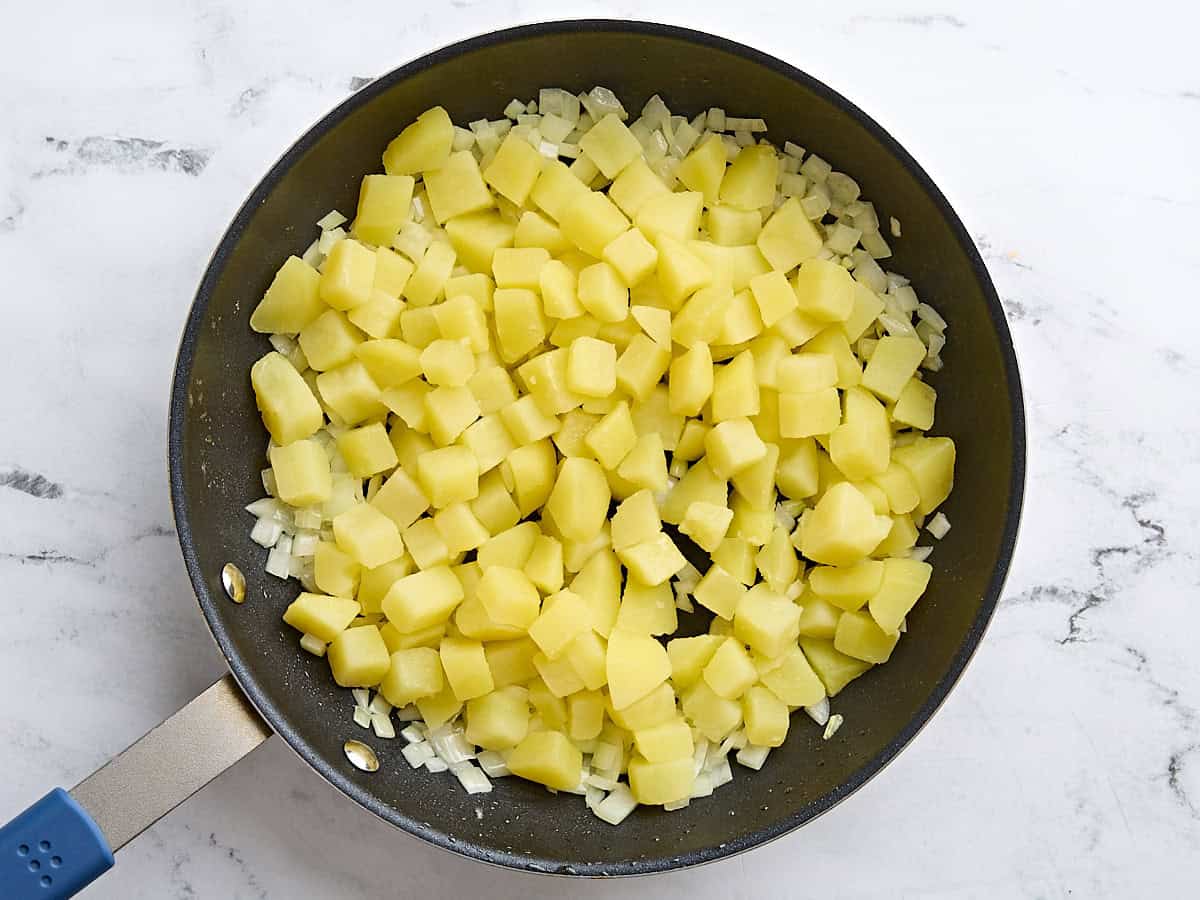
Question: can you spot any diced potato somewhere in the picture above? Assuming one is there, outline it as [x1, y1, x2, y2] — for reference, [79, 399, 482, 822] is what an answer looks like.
[606, 628, 671, 710]
[676, 134, 727, 204]
[336, 423, 397, 478]
[713, 538, 758, 585]
[530, 160, 591, 221]
[806, 328, 862, 388]
[661, 458, 727, 525]
[320, 238, 377, 311]
[545, 457, 610, 542]
[779, 388, 841, 438]
[332, 503, 405, 568]
[734, 584, 801, 658]
[440, 636, 495, 701]
[470, 469, 521, 534]
[585, 401, 637, 469]
[629, 306, 670, 349]
[502, 439, 557, 516]
[893, 378, 936, 430]
[757, 645, 826, 706]
[679, 501, 733, 553]
[793, 258, 854, 322]
[747, 269, 798, 328]
[720, 145, 776, 210]
[730, 441, 779, 510]
[353, 339, 421, 389]
[704, 418, 767, 479]
[618, 532, 687, 586]
[870, 461, 922, 515]
[476, 521, 539, 571]
[484, 637, 540, 687]
[383, 106, 453, 175]
[635, 191, 703, 244]
[539, 259, 584, 319]
[756, 197, 823, 273]
[711, 350, 760, 421]
[655, 234, 712, 309]
[404, 241, 457, 307]
[565, 336, 617, 399]
[667, 341, 713, 416]
[354, 174, 415, 246]
[444, 211, 514, 273]
[742, 685, 790, 747]
[730, 495, 774, 546]
[528, 588, 590, 658]
[269, 440, 331, 506]
[379, 647, 444, 706]
[835, 609, 900, 663]
[455, 593, 523, 641]
[616, 578, 677, 635]
[527, 678, 568, 728]
[283, 592, 360, 642]
[799, 636, 872, 697]
[564, 629, 608, 690]
[628, 755, 694, 805]
[798, 482, 893, 567]
[251, 256, 324, 334]
[672, 284, 733, 348]
[674, 420, 710, 463]
[862, 335, 927, 402]
[500, 395, 558, 445]
[298, 309, 363, 371]
[517, 348, 583, 415]
[469, 364, 519, 414]
[417, 445, 479, 507]
[374, 245, 416, 297]
[465, 686, 531, 750]
[314, 540, 361, 598]
[508, 730, 583, 791]
[776, 437, 820, 499]
[667, 634, 723, 689]
[603, 228, 658, 287]
[829, 386, 891, 480]
[608, 157, 671, 217]
[251, 352, 323, 445]
[424, 151, 493, 224]
[415, 682, 463, 730]
[841, 282, 886, 343]
[869, 557, 932, 633]
[580, 114, 643, 177]
[707, 204, 762, 246]
[559, 190, 630, 258]
[809, 560, 885, 611]
[615, 334, 672, 401]
[532, 649, 586, 697]
[702, 637, 758, 700]
[327, 625, 390, 687]
[525, 534, 564, 594]
[716, 289, 765, 345]
[693, 565, 747, 620]
[358, 556, 414, 615]
[611, 489, 662, 552]
[567, 690, 606, 742]
[418, 339, 474, 387]
[483, 131, 545, 206]
[874, 513, 919, 558]
[492, 246, 550, 290]
[577, 261, 630, 324]
[477, 565, 541, 629]
[892, 436, 955, 515]
[778, 353, 838, 394]
[514, 210, 569, 255]
[425, 385, 481, 445]
[460, 414, 516, 474]
[382, 565, 464, 632]
[681, 680, 743, 742]
[370, 468, 429, 530]
[616, 433, 668, 493]
[493, 287, 548, 362]
[398, 306, 441, 348]
[433, 502, 489, 554]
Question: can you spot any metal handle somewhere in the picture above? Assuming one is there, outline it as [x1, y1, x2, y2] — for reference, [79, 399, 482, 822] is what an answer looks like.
[1, 674, 271, 899]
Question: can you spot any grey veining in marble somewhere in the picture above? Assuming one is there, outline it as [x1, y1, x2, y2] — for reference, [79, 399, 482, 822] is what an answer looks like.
[2, 1, 1198, 897]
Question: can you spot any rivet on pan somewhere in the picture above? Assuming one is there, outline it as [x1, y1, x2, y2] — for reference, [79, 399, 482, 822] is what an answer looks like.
[344, 740, 380, 773]
[221, 563, 246, 604]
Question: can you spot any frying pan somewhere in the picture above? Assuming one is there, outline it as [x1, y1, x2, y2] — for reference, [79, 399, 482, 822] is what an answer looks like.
[1, 20, 1024, 897]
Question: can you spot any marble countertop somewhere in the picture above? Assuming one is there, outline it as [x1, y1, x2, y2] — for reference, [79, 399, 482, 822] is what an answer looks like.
[2, 1, 1197, 896]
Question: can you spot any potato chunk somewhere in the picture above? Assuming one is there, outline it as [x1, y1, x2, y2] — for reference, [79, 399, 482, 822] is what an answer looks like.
[327, 625, 390, 687]
[251, 352, 323, 445]
[508, 731, 582, 790]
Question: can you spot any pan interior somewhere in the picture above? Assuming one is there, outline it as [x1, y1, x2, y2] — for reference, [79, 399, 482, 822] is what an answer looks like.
[170, 21, 1023, 875]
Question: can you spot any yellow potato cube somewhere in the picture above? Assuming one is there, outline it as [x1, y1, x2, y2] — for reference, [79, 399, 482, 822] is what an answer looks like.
[357, 556, 414, 615]
[419, 339, 475, 387]
[484, 637, 540, 688]
[370, 468, 429, 530]
[404, 241, 457, 307]
[416, 445, 479, 508]
[793, 258, 854, 322]
[795, 591, 841, 637]
[862, 335, 927, 402]
[704, 418, 767, 479]
[482, 131, 545, 205]
[538, 260, 583, 319]
[606, 628, 671, 710]
[525, 534, 564, 594]
[636, 191, 704, 244]
[532, 649, 586, 697]
[571, 549, 621, 637]
[629, 306, 670, 349]
[502, 439, 557, 516]
[608, 158, 669, 219]
[424, 151, 493, 224]
[470, 469, 521, 534]
[829, 386, 891, 480]
[579, 113, 642, 177]
[806, 328, 862, 388]
[756, 524, 799, 592]
[564, 336, 617, 399]
[801, 633, 878, 696]
[892, 436, 955, 515]
[693, 565, 748, 620]
[841, 282, 886, 343]
[347, 290, 405, 341]
[415, 682, 463, 730]
[352, 339, 421, 389]
[335, 423, 397, 478]
[747, 269, 799, 329]
[474, 564, 540, 631]
[564, 629, 608, 690]
[353, 174, 415, 247]
[735, 585, 801, 659]
[628, 755, 694, 806]
[779, 388, 841, 438]
[674, 420, 710, 463]
[529, 160, 590, 221]
[730, 495, 774, 546]
[374, 245, 416, 297]
[873, 513, 918, 558]
[269, 440, 331, 506]
[706, 204, 762, 246]
[756, 197, 823, 273]
[492, 246, 550, 290]
[528, 588, 591, 658]
[424, 385, 480, 446]
[681, 680, 743, 742]
[835, 609, 900, 663]
[603, 228, 658, 287]
[559, 190, 630, 257]
[433, 502, 489, 555]
[433, 298, 488, 360]
[314, 540, 361, 598]
[508, 731, 583, 791]
[730, 441, 778, 510]
[476, 521, 539, 571]
[566, 690, 606, 742]
[383, 106, 452, 175]
[770, 309, 827, 349]
[869, 557, 932, 633]
[493, 287, 548, 363]
[798, 482, 892, 567]
[615, 334, 672, 401]
[332, 503, 405, 568]
[742, 685, 790, 747]
[720, 144, 776, 209]
[713, 538, 757, 586]
[716, 289, 765, 345]
[661, 458, 727, 525]
[758, 645, 826, 706]
[809, 559, 884, 611]
[398, 307, 441, 353]
[611, 490, 662, 552]
[678, 501, 732, 553]
[251, 352, 323, 445]
[378, 647, 443, 706]
[468, 364, 519, 415]
[618, 532, 687, 586]
[516, 348, 583, 416]
[440, 636, 494, 701]
[778, 353, 838, 394]
[702, 637, 758, 699]
[545, 457, 611, 542]
[527, 678, 568, 728]
[444, 211, 513, 274]
[870, 461, 922, 515]
[666, 635, 723, 689]
[465, 686, 530, 751]
[711, 350, 760, 422]
[497, 397, 556, 447]
[381, 620, 441, 655]
[776, 438, 819, 499]
[251, 255, 324, 334]
[655, 234, 713, 310]
[585, 401, 637, 470]
[514, 210, 569, 255]
[320, 238, 377, 311]
[607, 683, 676, 734]
[327, 625, 390, 687]
[893, 378, 936, 431]
[459, 414, 515, 474]
[616, 433, 668, 494]
[669, 284, 731, 350]
[577, 261, 629, 324]
[553, 409, 599, 458]
[450, 597, 519, 643]
[676, 133, 727, 203]
[616, 578, 677, 635]
[283, 592, 359, 642]
[298, 309, 363, 371]
[667, 341, 713, 416]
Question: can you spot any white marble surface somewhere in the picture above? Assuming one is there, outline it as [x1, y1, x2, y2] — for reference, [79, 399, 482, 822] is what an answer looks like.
[2, 1, 1198, 896]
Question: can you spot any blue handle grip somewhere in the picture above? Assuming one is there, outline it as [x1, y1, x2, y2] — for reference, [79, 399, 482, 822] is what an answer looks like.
[1, 789, 113, 899]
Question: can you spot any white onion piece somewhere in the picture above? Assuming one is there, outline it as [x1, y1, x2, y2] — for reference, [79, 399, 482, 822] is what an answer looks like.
[927, 513, 951, 539]
[735, 744, 770, 770]
[804, 697, 830, 726]
[593, 784, 637, 825]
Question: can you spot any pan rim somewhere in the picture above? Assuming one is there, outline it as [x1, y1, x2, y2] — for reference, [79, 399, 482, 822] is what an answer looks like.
[168, 18, 1026, 877]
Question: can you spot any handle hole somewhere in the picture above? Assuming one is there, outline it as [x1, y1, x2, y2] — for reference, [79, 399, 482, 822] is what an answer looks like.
[38, 840, 51, 851]
[40, 874, 53, 887]
[17, 843, 30, 856]
[28, 859, 41, 872]
[50, 856, 62, 867]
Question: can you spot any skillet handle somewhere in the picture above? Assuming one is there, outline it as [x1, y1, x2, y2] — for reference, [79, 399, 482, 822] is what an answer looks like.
[0, 674, 271, 899]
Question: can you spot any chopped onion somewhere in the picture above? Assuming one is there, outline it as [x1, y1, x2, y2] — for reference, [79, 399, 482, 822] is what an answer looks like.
[707, 107, 726, 131]
[664, 797, 690, 811]
[293, 505, 323, 529]
[917, 303, 948, 333]
[689, 771, 715, 798]
[692, 737, 710, 775]
[851, 249, 888, 292]
[823, 714, 845, 740]
[890, 216, 902, 237]
[299, 633, 326, 657]
[927, 512, 951, 539]
[477, 750, 510, 778]
[300, 239, 323, 268]
[352, 706, 372, 729]
[503, 98, 527, 119]
[317, 226, 346, 255]
[581, 86, 627, 122]
[909, 546, 934, 562]
[352, 688, 371, 708]
[372, 713, 396, 739]
[264, 546, 291, 579]
[891, 285, 920, 314]
[245, 497, 282, 519]
[674, 589, 694, 613]
[402, 741, 435, 768]
[401, 723, 426, 743]
[430, 728, 475, 764]
[640, 94, 671, 129]
[395, 704, 421, 721]
[860, 231, 892, 260]
[804, 697, 830, 726]
[924, 331, 947, 362]
[800, 191, 830, 221]
[708, 758, 734, 788]
[735, 744, 770, 770]
[452, 761, 493, 794]
[733, 130, 755, 147]
[800, 153, 832, 183]
[316, 210, 348, 231]
[584, 785, 606, 810]
[424, 757, 449, 773]
[451, 126, 475, 151]
[275, 533, 293, 556]
[393, 221, 432, 261]
[879, 313, 919, 339]
[779, 172, 808, 198]
[825, 222, 863, 255]
[593, 784, 637, 825]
